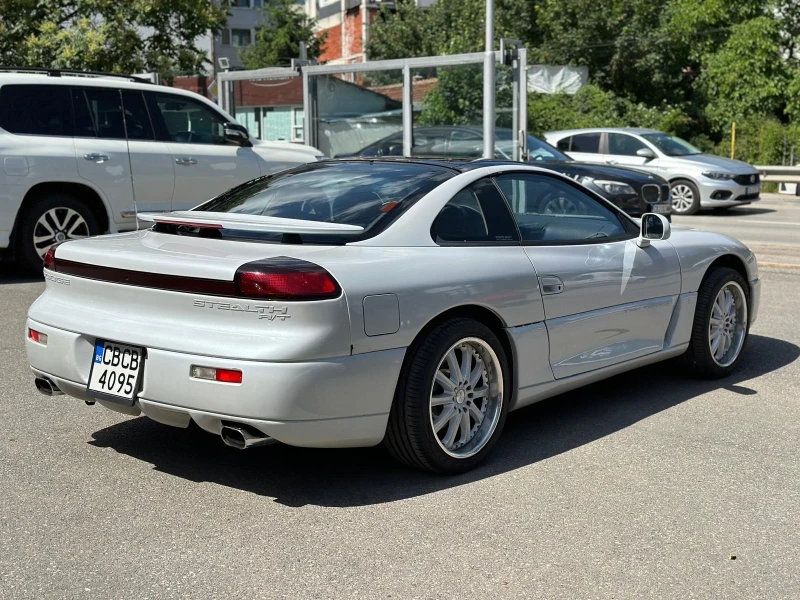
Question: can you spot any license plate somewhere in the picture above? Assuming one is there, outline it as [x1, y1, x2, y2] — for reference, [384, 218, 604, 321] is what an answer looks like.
[87, 340, 145, 405]
[651, 203, 671, 214]
[746, 185, 760, 195]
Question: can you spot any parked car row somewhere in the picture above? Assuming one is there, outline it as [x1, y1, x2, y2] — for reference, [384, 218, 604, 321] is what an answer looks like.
[0, 69, 322, 272]
[0, 69, 761, 274]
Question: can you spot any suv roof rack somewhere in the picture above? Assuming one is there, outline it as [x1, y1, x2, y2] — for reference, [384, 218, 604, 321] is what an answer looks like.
[0, 66, 153, 84]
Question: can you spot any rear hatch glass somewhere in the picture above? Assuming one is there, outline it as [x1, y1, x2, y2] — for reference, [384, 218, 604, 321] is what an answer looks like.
[159, 161, 455, 244]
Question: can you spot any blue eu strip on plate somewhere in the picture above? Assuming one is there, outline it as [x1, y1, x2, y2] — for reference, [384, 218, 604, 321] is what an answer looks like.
[94, 341, 104, 364]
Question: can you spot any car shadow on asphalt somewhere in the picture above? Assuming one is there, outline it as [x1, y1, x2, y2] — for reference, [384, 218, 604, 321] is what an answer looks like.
[89, 334, 799, 507]
[700, 207, 776, 217]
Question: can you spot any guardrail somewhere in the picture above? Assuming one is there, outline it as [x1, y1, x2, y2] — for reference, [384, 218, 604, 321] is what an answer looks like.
[756, 165, 800, 183]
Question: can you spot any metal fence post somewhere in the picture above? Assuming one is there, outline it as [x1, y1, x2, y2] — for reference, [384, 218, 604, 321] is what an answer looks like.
[482, 0, 495, 159]
[403, 65, 413, 157]
[518, 47, 528, 162]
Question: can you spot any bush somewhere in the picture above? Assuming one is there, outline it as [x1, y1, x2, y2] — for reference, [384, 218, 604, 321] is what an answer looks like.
[713, 117, 800, 166]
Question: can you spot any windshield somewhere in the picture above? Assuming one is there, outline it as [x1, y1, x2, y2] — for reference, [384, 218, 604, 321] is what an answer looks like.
[494, 132, 570, 161]
[641, 133, 702, 156]
[195, 161, 454, 237]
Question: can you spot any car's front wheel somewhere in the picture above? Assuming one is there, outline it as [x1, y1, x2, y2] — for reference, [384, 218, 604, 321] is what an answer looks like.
[17, 194, 99, 273]
[683, 267, 750, 378]
[671, 180, 701, 215]
[385, 318, 510, 474]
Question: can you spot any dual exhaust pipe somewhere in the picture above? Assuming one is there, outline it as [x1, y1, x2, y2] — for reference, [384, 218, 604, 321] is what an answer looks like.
[35, 378, 270, 450]
[220, 422, 273, 450]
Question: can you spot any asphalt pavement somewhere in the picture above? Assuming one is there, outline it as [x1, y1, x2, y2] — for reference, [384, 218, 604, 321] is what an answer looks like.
[673, 192, 800, 267]
[1, 202, 799, 599]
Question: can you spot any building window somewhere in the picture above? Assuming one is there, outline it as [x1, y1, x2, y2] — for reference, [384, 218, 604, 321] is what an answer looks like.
[225, 0, 263, 7]
[230, 28, 252, 47]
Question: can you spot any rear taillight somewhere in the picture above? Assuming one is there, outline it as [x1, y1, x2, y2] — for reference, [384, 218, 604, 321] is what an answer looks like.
[190, 366, 243, 384]
[235, 258, 341, 301]
[28, 328, 48, 345]
[43, 246, 57, 270]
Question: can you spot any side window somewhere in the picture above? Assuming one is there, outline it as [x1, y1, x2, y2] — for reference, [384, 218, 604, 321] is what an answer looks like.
[556, 136, 571, 151]
[152, 92, 227, 144]
[0, 85, 72, 136]
[494, 173, 629, 244]
[120, 91, 154, 141]
[431, 179, 519, 244]
[81, 88, 126, 139]
[608, 133, 647, 156]
[570, 133, 601, 153]
[376, 134, 403, 156]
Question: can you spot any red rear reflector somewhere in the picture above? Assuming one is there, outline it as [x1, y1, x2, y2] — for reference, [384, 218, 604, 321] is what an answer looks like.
[43, 246, 56, 270]
[235, 257, 341, 300]
[216, 369, 243, 384]
[190, 365, 242, 384]
[28, 329, 48, 345]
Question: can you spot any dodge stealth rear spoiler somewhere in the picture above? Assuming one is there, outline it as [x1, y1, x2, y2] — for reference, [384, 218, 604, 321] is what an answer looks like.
[137, 211, 364, 235]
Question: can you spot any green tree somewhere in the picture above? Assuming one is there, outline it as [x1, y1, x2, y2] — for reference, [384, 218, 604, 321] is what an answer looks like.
[698, 16, 791, 131]
[239, 0, 325, 69]
[0, 0, 228, 75]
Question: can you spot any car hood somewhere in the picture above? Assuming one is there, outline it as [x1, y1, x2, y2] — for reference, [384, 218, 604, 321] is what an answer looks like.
[536, 160, 666, 184]
[670, 153, 757, 174]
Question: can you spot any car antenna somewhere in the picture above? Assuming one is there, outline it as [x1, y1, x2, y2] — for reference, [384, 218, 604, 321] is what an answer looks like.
[117, 91, 140, 234]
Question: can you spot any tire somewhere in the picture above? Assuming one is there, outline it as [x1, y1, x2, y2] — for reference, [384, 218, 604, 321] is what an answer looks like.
[671, 179, 701, 215]
[17, 194, 99, 274]
[385, 318, 511, 474]
[683, 267, 750, 378]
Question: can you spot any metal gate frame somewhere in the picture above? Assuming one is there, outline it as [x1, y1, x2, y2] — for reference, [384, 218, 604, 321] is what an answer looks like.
[217, 49, 528, 161]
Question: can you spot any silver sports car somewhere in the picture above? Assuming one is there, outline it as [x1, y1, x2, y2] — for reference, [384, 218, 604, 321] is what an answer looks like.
[26, 159, 760, 474]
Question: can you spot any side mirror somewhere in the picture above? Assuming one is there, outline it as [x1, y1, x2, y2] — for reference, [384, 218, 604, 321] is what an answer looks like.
[636, 147, 656, 160]
[224, 122, 252, 147]
[637, 213, 671, 248]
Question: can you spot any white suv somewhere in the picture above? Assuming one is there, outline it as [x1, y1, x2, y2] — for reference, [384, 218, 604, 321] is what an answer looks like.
[0, 70, 323, 272]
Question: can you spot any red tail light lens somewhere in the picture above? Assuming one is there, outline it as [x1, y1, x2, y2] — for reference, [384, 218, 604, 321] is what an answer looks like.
[43, 246, 57, 270]
[235, 258, 341, 300]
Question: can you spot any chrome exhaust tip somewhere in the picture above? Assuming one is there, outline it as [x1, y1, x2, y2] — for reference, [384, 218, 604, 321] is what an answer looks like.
[34, 377, 63, 396]
[220, 422, 273, 450]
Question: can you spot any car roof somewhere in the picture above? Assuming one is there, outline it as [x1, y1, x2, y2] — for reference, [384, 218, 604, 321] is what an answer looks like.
[0, 72, 217, 103]
[545, 127, 661, 138]
[325, 157, 548, 173]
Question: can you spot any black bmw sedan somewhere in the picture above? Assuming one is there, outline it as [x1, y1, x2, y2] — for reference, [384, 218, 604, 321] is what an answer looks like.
[336, 126, 672, 219]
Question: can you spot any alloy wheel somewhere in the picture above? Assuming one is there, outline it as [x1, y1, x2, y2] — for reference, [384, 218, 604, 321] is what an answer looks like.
[708, 281, 748, 367]
[671, 184, 695, 213]
[429, 337, 503, 459]
[33, 207, 89, 258]
[542, 195, 580, 215]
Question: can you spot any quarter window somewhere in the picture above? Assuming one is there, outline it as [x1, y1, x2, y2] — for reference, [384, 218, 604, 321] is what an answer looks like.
[431, 179, 519, 244]
[494, 173, 629, 244]
[152, 93, 227, 145]
[608, 133, 648, 156]
[0, 84, 71, 136]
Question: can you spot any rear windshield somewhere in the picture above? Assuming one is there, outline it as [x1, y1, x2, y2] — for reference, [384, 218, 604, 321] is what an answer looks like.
[189, 161, 455, 243]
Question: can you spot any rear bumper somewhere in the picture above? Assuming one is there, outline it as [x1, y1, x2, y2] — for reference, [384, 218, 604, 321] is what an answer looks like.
[26, 318, 406, 448]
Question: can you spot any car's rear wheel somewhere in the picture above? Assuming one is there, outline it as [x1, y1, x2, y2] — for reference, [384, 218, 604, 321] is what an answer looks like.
[683, 267, 750, 378]
[671, 180, 701, 215]
[17, 194, 99, 274]
[385, 318, 510, 474]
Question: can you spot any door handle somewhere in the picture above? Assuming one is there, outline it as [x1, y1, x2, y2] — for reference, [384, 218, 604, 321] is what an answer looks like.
[539, 276, 564, 295]
[83, 153, 109, 163]
[175, 157, 197, 165]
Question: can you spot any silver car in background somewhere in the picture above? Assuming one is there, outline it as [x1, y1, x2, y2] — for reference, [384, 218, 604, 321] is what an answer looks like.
[26, 159, 760, 474]
[545, 128, 762, 215]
